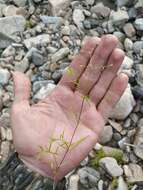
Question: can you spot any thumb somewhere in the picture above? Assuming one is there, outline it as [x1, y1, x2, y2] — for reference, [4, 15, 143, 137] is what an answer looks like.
[13, 71, 31, 105]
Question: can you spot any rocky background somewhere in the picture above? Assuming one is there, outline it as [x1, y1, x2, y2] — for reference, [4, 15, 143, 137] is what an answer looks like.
[0, 0, 143, 189]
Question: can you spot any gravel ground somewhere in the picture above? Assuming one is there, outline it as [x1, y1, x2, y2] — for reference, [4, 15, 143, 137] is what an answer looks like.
[0, 0, 143, 189]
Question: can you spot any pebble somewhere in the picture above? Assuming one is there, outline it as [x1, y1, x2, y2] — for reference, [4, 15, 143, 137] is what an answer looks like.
[134, 18, 143, 31]
[0, 141, 10, 162]
[73, 9, 85, 28]
[49, 0, 71, 16]
[110, 10, 129, 26]
[123, 164, 143, 183]
[133, 41, 143, 54]
[51, 47, 70, 63]
[117, 176, 128, 190]
[123, 23, 136, 38]
[0, 15, 26, 39]
[13, 0, 27, 7]
[24, 34, 50, 49]
[134, 118, 143, 160]
[67, 175, 79, 190]
[110, 84, 136, 120]
[124, 38, 133, 51]
[14, 58, 29, 73]
[31, 50, 44, 66]
[34, 83, 56, 100]
[2, 45, 16, 57]
[90, 3, 110, 18]
[136, 64, 143, 87]
[99, 125, 113, 144]
[99, 157, 123, 177]
[0, 69, 10, 85]
[117, 0, 130, 7]
[78, 167, 100, 188]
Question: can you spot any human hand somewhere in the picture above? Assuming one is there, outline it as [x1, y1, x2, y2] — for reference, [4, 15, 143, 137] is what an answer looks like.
[11, 35, 128, 181]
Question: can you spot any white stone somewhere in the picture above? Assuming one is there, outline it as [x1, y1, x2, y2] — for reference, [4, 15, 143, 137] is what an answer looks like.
[49, 0, 71, 16]
[34, 83, 56, 100]
[135, 18, 143, 31]
[110, 84, 136, 120]
[99, 157, 123, 177]
[24, 34, 50, 49]
[73, 9, 85, 28]
[0, 69, 10, 85]
[3, 5, 18, 16]
[120, 56, 134, 70]
[67, 175, 79, 190]
[117, 176, 128, 190]
[110, 10, 129, 26]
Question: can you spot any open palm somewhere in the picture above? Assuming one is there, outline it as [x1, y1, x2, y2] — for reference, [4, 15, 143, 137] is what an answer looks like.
[11, 35, 128, 181]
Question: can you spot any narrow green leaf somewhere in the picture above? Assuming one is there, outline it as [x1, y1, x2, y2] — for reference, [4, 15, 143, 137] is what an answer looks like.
[66, 67, 75, 76]
[69, 136, 88, 150]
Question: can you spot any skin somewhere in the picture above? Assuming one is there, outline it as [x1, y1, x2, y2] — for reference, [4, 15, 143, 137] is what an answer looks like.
[11, 35, 128, 181]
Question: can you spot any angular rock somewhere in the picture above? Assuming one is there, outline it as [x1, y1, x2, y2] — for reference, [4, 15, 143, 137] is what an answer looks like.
[110, 10, 129, 26]
[134, 118, 143, 160]
[99, 157, 123, 177]
[110, 84, 136, 120]
[120, 56, 133, 71]
[73, 9, 85, 28]
[3, 5, 19, 16]
[1, 141, 10, 162]
[124, 38, 133, 51]
[99, 125, 113, 144]
[85, 0, 95, 5]
[91, 3, 111, 18]
[0, 16, 26, 39]
[123, 164, 143, 183]
[135, 18, 143, 31]
[24, 34, 50, 49]
[0, 69, 10, 85]
[2, 45, 16, 57]
[49, 0, 71, 16]
[78, 167, 100, 188]
[51, 47, 70, 63]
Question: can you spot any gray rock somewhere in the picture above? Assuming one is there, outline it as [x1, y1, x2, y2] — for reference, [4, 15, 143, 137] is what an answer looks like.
[0, 69, 10, 85]
[123, 23, 136, 37]
[24, 34, 50, 49]
[13, 0, 27, 7]
[0, 141, 10, 162]
[0, 16, 26, 39]
[40, 16, 63, 30]
[3, 5, 19, 16]
[117, 0, 130, 7]
[135, 0, 143, 8]
[135, 18, 143, 31]
[133, 41, 143, 54]
[123, 164, 143, 183]
[49, 0, 71, 16]
[2, 45, 16, 57]
[73, 9, 85, 28]
[136, 64, 143, 87]
[34, 83, 56, 100]
[99, 125, 113, 144]
[99, 157, 123, 177]
[0, 34, 15, 49]
[91, 3, 110, 18]
[51, 47, 70, 63]
[134, 118, 143, 160]
[110, 10, 129, 26]
[14, 58, 29, 73]
[31, 50, 44, 66]
[110, 84, 136, 120]
[117, 176, 128, 190]
[78, 167, 100, 188]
